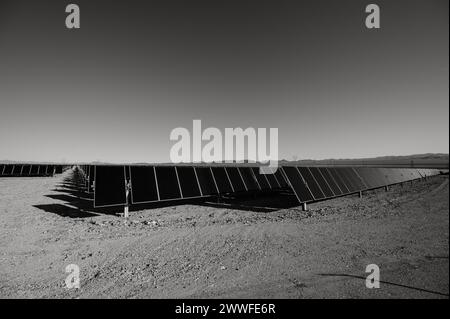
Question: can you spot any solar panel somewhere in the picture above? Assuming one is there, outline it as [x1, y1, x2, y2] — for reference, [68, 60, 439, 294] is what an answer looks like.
[129, 166, 159, 204]
[176, 166, 202, 198]
[238, 167, 259, 191]
[354, 167, 378, 189]
[393, 168, 406, 183]
[398, 169, 409, 182]
[225, 167, 246, 192]
[281, 167, 314, 203]
[155, 166, 182, 200]
[297, 167, 325, 199]
[373, 168, 388, 186]
[21, 164, 31, 175]
[340, 168, 361, 192]
[327, 168, 350, 194]
[343, 167, 366, 190]
[55, 166, 63, 174]
[274, 169, 289, 188]
[265, 172, 280, 189]
[195, 167, 219, 195]
[211, 167, 234, 193]
[3, 164, 13, 175]
[371, 168, 388, 186]
[251, 167, 271, 190]
[373, 168, 389, 187]
[393, 168, 404, 183]
[88, 162, 444, 210]
[11, 165, 21, 175]
[309, 167, 334, 197]
[94, 166, 127, 207]
[319, 167, 343, 196]
[334, 168, 358, 193]
[30, 165, 39, 175]
[46, 165, 54, 176]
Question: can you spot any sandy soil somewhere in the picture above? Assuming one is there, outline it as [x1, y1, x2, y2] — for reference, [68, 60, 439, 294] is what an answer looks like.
[0, 170, 448, 299]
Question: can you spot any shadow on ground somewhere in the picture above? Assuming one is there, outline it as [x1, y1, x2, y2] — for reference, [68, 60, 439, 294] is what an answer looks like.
[318, 273, 449, 297]
[33, 169, 302, 218]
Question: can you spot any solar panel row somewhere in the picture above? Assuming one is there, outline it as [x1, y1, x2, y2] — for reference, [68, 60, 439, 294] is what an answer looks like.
[0, 164, 66, 177]
[282, 167, 441, 204]
[93, 165, 289, 208]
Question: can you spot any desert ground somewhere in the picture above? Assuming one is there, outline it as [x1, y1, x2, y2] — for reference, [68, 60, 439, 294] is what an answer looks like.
[0, 170, 448, 298]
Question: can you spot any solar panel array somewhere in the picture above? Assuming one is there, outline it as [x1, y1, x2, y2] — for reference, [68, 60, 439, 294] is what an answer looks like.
[281, 166, 441, 204]
[75, 164, 443, 209]
[77, 165, 287, 208]
[0, 164, 67, 177]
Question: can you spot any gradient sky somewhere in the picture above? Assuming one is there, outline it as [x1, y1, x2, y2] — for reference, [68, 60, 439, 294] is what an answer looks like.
[0, 0, 448, 163]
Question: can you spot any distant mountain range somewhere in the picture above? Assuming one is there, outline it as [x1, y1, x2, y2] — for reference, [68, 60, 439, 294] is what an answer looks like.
[279, 153, 449, 165]
[1, 153, 448, 166]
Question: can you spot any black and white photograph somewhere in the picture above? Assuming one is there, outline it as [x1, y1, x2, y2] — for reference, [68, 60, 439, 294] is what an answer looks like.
[0, 0, 448, 307]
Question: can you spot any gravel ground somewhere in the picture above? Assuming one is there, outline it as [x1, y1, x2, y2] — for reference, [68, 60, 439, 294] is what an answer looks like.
[0, 170, 448, 298]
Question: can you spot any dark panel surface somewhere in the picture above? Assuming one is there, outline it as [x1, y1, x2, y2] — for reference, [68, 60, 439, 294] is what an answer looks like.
[309, 167, 334, 197]
[274, 169, 289, 188]
[40, 165, 47, 175]
[155, 166, 182, 200]
[46, 165, 55, 175]
[177, 166, 202, 198]
[327, 168, 350, 194]
[21, 165, 31, 175]
[30, 165, 39, 175]
[319, 167, 342, 196]
[370, 168, 388, 186]
[3, 165, 13, 175]
[354, 168, 378, 189]
[211, 167, 233, 193]
[195, 167, 218, 195]
[265, 172, 280, 189]
[343, 167, 366, 190]
[94, 166, 127, 207]
[251, 167, 270, 190]
[39, 165, 45, 175]
[282, 167, 314, 202]
[130, 166, 159, 203]
[225, 167, 246, 192]
[334, 168, 358, 193]
[238, 167, 259, 191]
[297, 167, 325, 199]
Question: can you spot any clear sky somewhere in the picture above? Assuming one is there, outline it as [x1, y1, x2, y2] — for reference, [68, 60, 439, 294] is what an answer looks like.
[0, 0, 448, 163]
